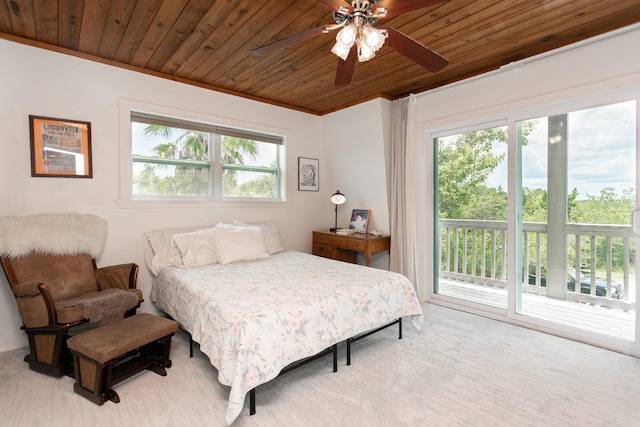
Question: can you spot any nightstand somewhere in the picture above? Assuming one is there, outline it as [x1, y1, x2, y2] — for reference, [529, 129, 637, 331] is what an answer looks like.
[312, 230, 391, 267]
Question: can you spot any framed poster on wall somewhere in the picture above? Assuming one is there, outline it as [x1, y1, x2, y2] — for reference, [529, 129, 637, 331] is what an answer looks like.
[29, 115, 93, 178]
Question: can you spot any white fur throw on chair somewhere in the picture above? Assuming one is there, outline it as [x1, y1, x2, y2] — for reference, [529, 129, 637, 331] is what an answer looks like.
[0, 213, 107, 259]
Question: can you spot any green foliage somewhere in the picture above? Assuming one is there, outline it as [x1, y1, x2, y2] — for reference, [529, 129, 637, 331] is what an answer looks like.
[522, 188, 547, 222]
[438, 127, 507, 219]
[134, 164, 208, 196]
[569, 187, 635, 225]
[221, 136, 258, 164]
[224, 170, 277, 198]
[144, 125, 209, 161]
[462, 186, 508, 220]
[568, 187, 635, 271]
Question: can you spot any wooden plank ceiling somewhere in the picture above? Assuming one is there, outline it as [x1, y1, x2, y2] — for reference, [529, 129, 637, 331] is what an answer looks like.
[1, 0, 640, 115]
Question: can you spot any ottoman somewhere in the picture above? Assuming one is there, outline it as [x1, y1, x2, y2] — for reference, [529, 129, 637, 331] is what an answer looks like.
[67, 313, 179, 404]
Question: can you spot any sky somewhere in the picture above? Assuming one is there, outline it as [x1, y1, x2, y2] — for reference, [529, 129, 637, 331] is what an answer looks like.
[486, 100, 636, 200]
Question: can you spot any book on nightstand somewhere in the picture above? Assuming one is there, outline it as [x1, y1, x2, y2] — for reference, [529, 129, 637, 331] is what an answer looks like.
[335, 228, 355, 235]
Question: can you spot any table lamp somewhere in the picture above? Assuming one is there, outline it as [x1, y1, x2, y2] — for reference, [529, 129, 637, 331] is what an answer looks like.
[330, 190, 346, 232]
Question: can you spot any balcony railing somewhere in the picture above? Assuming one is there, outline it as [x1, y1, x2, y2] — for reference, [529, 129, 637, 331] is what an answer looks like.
[438, 219, 635, 311]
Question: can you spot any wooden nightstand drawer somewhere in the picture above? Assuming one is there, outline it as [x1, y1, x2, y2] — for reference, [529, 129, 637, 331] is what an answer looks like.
[332, 236, 348, 248]
[313, 243, 332, 258]
[313, 233, 332, 244]
[311, 230, 390, 267]
[348, 240, 367, 251]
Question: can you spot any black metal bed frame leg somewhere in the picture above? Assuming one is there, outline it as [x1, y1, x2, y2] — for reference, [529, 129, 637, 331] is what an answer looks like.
[332, 343, 338, 372]
[346, 317, 402, 366]
[248, 343, 336, 416]
[165, 315, 195, 358]
[250, 388, 256, 415]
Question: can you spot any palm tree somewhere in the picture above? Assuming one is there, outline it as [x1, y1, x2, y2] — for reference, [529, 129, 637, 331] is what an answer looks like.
[139, 125, 259, 196]
[143, 124, 209, 161]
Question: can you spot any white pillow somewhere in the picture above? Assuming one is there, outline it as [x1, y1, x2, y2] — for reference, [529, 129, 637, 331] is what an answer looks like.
[143, 225, 210, 275]
[214, 223, 269, 264]
[171, 228, 218, 267]
[232, 220, 286, 254]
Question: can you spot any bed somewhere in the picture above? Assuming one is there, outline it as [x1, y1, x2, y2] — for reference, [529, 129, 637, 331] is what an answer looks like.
[144, 222, 423, 425]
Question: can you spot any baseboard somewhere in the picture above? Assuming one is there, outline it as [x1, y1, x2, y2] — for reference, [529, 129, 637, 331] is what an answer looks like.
[0, 337, 28, 353]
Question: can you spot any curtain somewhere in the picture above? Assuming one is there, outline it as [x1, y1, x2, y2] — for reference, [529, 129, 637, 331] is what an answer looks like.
[390, 95, 427, 299]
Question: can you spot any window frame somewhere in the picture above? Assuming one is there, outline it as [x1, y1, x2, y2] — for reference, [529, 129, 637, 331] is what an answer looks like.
[118, 99, 288, 208]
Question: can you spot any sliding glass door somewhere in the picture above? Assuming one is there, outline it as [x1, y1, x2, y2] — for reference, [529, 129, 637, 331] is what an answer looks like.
[435, 123, 509, 309]
[516, 101, 636, 340]
[434, 98, 637, 343]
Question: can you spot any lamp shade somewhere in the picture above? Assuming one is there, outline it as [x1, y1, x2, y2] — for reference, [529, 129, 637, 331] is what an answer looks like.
[331, 42, 351, 61]
[336, 24, 357, 47]
[330, 190, 346, 205]
[332, 24, 357, 61]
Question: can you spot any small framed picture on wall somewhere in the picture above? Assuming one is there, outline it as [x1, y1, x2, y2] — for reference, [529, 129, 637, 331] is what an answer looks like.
[298, 157, 319, 191]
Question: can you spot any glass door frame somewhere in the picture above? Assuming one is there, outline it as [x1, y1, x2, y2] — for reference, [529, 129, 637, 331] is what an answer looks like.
[430, 118, 510, 318]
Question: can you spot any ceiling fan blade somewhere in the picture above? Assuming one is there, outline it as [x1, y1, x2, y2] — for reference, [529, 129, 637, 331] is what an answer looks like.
[374, 0, 449, 18]
[316, 0, 352, 12]
[252, 25, 327, 56]
[381, 25, 448, 72]
[335, 45, 357, 86]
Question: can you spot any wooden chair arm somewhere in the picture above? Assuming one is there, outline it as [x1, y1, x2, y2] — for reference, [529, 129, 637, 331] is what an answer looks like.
[11, 282, 57, 327]
[38, 283, 57, 325]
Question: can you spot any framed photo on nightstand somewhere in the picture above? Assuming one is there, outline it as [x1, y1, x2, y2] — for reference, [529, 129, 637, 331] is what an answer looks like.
[348, 209, 371, 234]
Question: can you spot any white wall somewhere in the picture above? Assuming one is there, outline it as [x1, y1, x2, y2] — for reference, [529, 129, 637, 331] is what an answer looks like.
[416, 25, 640, 127]
[0, 39, 346, 351]
[322, 98, 393, 268]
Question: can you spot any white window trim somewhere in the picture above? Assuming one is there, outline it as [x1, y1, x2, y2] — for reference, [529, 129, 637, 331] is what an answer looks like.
[118, 98, 290, 208]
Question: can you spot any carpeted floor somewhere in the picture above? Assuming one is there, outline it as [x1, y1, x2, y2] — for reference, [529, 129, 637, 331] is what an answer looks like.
[2, 303, 640, 426]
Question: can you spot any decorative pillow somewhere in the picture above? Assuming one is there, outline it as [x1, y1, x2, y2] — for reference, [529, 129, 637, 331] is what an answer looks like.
[232, 220, 286, 254]
[171, 228, 218, 267]
[143, 225, 210, 275]
[214, 223, 269, 265]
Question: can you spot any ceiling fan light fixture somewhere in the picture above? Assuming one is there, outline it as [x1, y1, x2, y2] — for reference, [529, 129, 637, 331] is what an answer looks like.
[357, 24, 386, 62]
[357, 40, 374, 62]
[362, 24, 385, 51]
[331, 42, 352, 61]
[332, 23, 357, 61]
[336, 23, 357, 47]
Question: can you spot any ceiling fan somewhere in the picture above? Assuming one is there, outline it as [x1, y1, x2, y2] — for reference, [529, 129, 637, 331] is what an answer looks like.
[252, 0, 450, 86]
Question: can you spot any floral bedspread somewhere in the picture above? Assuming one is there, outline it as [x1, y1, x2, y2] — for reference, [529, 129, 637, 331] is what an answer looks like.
[151, 251, 423, 425]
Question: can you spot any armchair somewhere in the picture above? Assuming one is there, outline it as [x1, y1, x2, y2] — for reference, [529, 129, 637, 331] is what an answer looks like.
[0, 213, 142, 377]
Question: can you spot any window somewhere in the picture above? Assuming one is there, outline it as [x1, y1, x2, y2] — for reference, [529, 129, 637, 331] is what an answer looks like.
[129, 112, 284, 201]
